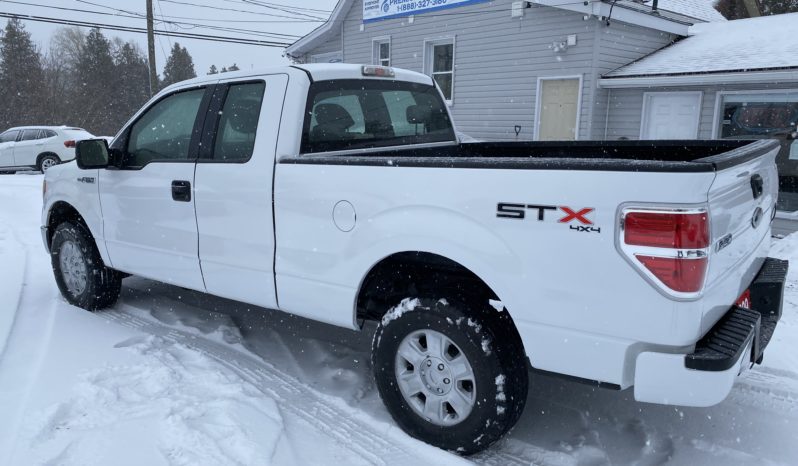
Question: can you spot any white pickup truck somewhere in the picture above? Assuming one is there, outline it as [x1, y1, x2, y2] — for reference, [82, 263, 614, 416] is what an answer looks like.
[42, 64, 788, 454]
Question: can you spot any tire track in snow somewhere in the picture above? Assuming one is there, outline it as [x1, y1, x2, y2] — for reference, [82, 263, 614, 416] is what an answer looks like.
[102, 308, 471, 466]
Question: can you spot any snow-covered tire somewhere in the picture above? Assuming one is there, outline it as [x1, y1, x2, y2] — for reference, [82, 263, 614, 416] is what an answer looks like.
[38, 153, 60, 172]
[50, 222, 122, 311]
[371, 297, 528, 454]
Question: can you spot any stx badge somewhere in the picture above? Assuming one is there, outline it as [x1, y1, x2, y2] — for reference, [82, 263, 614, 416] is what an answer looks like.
[496, 203, 600, 233]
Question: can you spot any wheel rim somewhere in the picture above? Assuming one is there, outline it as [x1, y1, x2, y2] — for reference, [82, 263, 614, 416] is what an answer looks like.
[395, 329, 477, 426]
[41, 157, 57, 170]
[59, 240, 88, 296]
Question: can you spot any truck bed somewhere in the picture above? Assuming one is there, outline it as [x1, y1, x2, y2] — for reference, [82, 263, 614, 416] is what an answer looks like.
[283, 139, 779, 173]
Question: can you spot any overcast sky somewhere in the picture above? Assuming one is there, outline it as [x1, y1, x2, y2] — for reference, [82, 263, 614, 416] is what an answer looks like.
[2, 0, 339, 74]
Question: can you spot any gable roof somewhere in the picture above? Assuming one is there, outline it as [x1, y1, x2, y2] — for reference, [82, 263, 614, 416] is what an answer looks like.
[601, 12, 798, 86]
[287, 0, 726, 58]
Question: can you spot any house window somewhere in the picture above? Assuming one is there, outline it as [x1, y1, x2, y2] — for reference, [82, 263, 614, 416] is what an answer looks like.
[425, 39, 454, 102]
[373, 38, 390, 67]
[716, 91, 798, 212]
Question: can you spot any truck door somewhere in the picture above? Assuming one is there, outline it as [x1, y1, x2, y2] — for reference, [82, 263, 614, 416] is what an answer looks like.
[99, 86, 212, 291]
[193, 74, 287, 309]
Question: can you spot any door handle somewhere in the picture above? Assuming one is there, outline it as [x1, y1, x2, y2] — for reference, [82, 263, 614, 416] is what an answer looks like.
[171, 180, 192, 202]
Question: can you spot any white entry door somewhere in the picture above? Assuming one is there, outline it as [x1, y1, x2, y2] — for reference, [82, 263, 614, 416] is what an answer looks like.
[641, 92, 702, 139]
[537, 78, 581, 141]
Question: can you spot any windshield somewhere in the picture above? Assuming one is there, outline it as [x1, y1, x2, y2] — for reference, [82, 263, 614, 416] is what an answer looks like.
[301, 79, 455, 154]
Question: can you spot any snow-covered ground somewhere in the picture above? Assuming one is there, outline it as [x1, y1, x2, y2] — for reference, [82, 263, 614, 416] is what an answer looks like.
[1, 173, 797, 465]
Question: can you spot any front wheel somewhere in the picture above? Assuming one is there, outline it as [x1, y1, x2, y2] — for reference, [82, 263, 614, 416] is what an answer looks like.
[371, 298, 528, 454]
[51, 222, 122, 310]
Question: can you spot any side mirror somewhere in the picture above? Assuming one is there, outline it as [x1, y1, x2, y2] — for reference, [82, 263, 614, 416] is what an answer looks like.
[75, 139, 110, 169]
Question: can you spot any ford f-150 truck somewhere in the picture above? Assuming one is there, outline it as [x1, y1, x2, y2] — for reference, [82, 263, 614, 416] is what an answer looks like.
[41, 64, 788, 454]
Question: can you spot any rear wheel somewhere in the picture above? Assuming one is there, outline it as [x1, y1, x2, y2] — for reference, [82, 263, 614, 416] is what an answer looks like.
[38, 154, 60, 172]
[371, 297, 528, 454]
[51, 222, 122, 310]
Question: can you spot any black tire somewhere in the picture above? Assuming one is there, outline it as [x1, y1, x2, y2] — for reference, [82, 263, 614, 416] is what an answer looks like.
[38, 153, 60, 172]
[50, 221, 122, 310]
[372, 297, 528, 454]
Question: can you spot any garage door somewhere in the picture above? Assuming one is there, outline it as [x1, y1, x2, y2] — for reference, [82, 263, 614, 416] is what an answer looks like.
[641, 92, 702, 140]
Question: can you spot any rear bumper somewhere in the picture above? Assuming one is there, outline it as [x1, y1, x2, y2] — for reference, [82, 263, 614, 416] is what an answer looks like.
[633, 257, 788, 407]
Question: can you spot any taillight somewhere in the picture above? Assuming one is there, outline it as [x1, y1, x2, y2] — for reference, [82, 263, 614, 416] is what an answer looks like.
[64, 140, 76, 148]
[620, 207, 710, 298]
[624, 211, 709, 249]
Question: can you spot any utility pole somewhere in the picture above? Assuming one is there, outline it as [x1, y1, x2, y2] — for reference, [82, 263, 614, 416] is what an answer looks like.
[146, 0, 157, 95]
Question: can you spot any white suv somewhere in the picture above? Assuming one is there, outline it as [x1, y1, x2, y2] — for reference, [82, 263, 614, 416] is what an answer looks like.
[0, 126, 95, 173]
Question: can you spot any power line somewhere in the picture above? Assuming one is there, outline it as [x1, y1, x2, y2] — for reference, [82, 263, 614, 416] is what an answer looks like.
[73, 0, 302, 39]
[0, 11, 292, 47]
[223, 0, 331, 14]
[159, 0, 326, 21]
[239, 0, 328, 21]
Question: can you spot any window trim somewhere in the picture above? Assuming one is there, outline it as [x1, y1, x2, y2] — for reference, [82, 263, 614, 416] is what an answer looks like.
[20, 129, 42, 142]
[372, 36, 391, 67]
[533, 75, 584, 142]
[118, 85, 212, 169]
[299, 79, 457, 155]
[0, 130, 19, 144]
[711, 88, 798, 139]
[423, 36, 456, 105]
[198, 79, 267, 164]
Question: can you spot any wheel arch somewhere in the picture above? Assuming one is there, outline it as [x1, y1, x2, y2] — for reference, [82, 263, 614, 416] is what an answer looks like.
[37, 151, 60, 166]
[45, 201, 96, 250]
[355, 250, 526, 357]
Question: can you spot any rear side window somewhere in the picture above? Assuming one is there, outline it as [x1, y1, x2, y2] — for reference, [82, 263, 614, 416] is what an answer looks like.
[0, 131, 19, 143]
[20, 129, 41, 141]
[126, 88, 206, 166]
[42, 130, 57, 138]
[213, 82, 265, 162]
[301, 79, 455, 154]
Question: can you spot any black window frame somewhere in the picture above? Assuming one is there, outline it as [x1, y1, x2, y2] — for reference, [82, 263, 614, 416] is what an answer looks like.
[20, 129, 42, 141]
[300, 79, 456, 155]
[198, 79, 266, 164]
[115, 85, 213, 170]
[0, 130, 20, 143]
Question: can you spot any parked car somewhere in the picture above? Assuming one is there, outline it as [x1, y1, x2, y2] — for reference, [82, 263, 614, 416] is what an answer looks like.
[40, 64, 788, 454]
[0, 126, 95, 173]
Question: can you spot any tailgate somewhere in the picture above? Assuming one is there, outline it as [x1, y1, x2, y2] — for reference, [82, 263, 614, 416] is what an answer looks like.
[702, 141, 780, 325]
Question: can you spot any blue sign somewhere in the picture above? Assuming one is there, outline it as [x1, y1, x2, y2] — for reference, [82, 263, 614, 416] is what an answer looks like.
[363, 0, 489, 23]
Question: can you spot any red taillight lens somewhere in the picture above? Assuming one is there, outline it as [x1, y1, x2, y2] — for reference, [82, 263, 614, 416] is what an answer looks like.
[635, 255, 708, 293]
[624, 212, 709, 249]
[64, 140, 76, 148]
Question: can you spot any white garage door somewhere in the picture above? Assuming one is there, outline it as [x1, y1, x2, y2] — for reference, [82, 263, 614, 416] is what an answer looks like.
[640, 92, 702, 140]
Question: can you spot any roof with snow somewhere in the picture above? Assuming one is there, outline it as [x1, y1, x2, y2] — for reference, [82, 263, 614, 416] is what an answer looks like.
[617, 0, 727, 23]
[603, 12, 798, 80]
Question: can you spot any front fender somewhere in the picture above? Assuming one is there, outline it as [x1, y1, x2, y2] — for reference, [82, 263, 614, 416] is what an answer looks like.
[42, 164, 108, 265]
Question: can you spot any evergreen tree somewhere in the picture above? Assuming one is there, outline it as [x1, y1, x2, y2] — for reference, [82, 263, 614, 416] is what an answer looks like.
[0, 19, 45, 128]
[113, 41, 150, 129]
[207, 64, 218, 75]
[161, 42, 196, 87]
[73, 28, 116, 134]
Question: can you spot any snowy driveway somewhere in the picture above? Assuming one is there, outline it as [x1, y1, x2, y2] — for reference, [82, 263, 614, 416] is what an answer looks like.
[1, 174, 797, 465]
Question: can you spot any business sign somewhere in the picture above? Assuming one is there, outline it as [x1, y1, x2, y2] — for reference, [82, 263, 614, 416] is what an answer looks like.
[363, 0, 488, 23]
